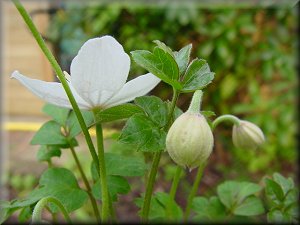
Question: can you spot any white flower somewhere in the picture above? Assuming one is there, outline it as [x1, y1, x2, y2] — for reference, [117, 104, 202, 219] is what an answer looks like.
[11, 35, 160, 110]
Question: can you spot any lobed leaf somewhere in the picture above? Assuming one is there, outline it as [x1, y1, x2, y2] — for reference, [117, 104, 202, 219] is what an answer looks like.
[192, 196, 226, 221]
[10, 168, 88, 213]
[233, 196, 265, 216]
[265, 178, 285, 202]
[42, 104, 70, 126]
[31, 121, 69, 146]
[135, 192, 182, 222]
[67, 110, 94, 138]
[174, 43, 192, 76]
[94, 103, 143, 123]
[36, 145, 61, 162]
[217, 181, 262, 209]
[135, 96, 168, 127]
[119, 114, 166, 152]
[181, 58, 214, 92]
[131, 48, 181, 89]
[105, 153, 148, 177]
[153, 40, 174, 56]
[91, 175, 130, 201]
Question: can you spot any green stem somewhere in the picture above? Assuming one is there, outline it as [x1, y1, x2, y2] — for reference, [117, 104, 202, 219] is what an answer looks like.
[187, 90, 203, 113]
[166, 165, 182, 219]
[32, 197, 72, 224]
[183, 162, 206, 221]
[93, 114, 110, 222]
[141, 151, 162, 222]
[166, 88, 180, 129]
[12, 0, 100, 173]
[69, 144, 101, 222]
[45, 206, 57, 223]
[141, 89, 179, 222]
[212, 114, 241, 130]
[169, 166, 182, 200]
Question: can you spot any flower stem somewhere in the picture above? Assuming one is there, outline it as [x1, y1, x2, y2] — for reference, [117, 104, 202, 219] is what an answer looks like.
[166, 165, 182, 219]
[183, 162, 206, 221]
[12, 0, 100, 173]
[169, 166, 182, 200]
[69, 144, 100, 222]
[187, 90, 203, 113]
[32, 197, 72, 224]
[212, 114, 241, 130]
[141, 151, 162, 222]
[93, 117, 110, 222]
[141, 88, 179, 222]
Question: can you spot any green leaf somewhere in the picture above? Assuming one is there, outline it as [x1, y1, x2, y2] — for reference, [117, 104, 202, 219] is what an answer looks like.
[181, 58, 214, 92]
[201, 111, 216, 118]
[237, 182, 262, 203]
[174, 43, 192, 76]
[153, 40, 174, 56]
[36, 145, 61, 162]
[105, 153, 148, 177]
[135, 96, 168, 127]
[217, 181, 262, 209]
[267, 210, 290, 223]
[135, 192, 182, 221]
[42, 104, 70, 126]
[67, 110, 94, 138]
[18, 206, 32, 222]
[94, 103, 143, 123]
[233, 196, 265, 216]
[273, 173, 294, 195]
[119, 114, 166, 152]
[131, 48, 181, 89]
[31, 121, 68, 146]
[192, 196, 226, 221]
[135, 195, 165, 221]
[174, 106, 183, 119]
[155, 192, 183, 221]
[12, 168, 88, 212]
[265, 178, 285, 202]
[0, 201, 17, 224]
[91, 175, 130, 201]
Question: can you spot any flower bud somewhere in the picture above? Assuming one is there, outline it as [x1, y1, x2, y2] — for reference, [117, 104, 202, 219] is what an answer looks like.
[232, 120, 265, 150]
[166, 112, 214, 170]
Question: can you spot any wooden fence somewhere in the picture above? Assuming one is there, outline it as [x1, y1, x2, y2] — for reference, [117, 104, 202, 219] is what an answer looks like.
[3, 1, 53, 117]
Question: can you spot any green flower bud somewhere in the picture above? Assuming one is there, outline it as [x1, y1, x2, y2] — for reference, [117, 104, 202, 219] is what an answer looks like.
[232, 120, 265, 150]
[166, 90, 213, 170]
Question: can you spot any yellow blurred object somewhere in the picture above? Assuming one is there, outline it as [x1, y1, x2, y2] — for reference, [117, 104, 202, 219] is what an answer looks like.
[3, 122, 118, 138]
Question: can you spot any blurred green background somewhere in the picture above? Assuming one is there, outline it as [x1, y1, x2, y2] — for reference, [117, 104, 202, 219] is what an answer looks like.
[45, 2, 297, 177]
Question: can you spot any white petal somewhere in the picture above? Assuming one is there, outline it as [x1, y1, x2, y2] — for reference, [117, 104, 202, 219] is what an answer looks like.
[103, 73, 161, 108]
[11, 71, 91, 110]
[70, 36, 130, 107]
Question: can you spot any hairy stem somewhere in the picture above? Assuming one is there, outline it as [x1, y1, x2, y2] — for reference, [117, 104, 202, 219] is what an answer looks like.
[141, 88, 179, 222]
[184, 162, 206, 221]
[12, 0, 100, 174]
[32, 197, 71, 224]
[212, 114, 241, 130]
[187, 90, 203, 113]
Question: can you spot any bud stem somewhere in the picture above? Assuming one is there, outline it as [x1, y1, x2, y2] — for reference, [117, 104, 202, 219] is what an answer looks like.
[184, 162, 206, 221]
[187, 90, 203, 113]
[32, 197, 72, 224]
[212, 114, 241, 130]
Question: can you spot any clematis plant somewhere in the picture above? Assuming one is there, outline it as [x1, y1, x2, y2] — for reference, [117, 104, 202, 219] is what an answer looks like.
[12, 36, 160, 110]
[4, 1, 298, 225]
